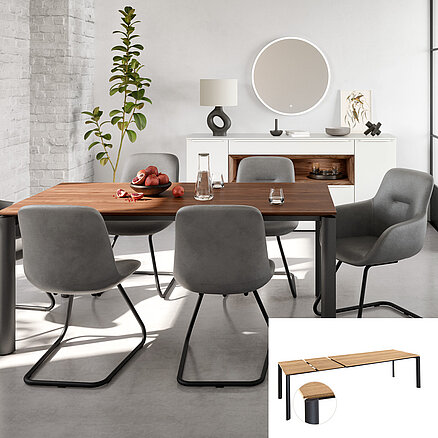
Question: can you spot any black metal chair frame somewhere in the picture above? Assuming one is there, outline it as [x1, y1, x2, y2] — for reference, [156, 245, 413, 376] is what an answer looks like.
[276, 235, 297, 298]
[17, 292, 55, 312]
[24, 284, 146, 388]
[313, 260, 421, 318]
[177, 290, 269, 387]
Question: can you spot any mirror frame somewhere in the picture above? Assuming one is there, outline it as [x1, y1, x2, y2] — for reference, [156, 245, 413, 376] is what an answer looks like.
[251, 37, 331, 116]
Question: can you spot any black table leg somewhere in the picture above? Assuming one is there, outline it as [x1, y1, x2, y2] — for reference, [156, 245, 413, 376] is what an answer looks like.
[286, 375, 291, 420]
[392, 360, 395, 377]
[416, 357, 421, 388]
[0, 215, 16, 355]
[320, 216, 336, 318]
[305, 398, 319, 424]
[315, 220, 321, 297]
[278, 365, 282, 399]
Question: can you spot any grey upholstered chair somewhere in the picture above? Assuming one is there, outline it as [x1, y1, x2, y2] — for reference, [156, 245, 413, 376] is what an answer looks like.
[314, 168, 434, 318]
[174, 205, 274, 387]
[236, 156, 298, 297]
[0, 200, 55, 311]
[18, 205, 146, 387]
[104, 152, 179, 299]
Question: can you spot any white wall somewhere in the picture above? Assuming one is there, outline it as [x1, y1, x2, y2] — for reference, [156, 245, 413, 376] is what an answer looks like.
[94, 0, 429, 181]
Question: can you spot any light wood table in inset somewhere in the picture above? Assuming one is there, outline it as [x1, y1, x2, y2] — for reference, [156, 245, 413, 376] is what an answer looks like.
[278, 350, 420, 421]
[299, 382, 335, 425]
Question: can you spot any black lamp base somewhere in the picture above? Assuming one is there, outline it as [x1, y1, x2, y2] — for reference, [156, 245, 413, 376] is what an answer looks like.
[207, 106, 231, 136]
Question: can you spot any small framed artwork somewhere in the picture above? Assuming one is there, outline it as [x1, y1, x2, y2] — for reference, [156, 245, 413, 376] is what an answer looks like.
[340, 90, 371, 133]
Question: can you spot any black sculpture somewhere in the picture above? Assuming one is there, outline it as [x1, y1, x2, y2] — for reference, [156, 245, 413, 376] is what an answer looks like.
[364, 121, 382, 136]
[207, 106, 231, 136]
[270, 119, 283, 136]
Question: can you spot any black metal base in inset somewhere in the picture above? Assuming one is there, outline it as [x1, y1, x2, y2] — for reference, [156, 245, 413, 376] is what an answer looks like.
[313, 262, 421, 318]
[16, 293, 55, 312]
[276, 236, 297, 298]
[93, 234, 176, 299]
[305, 398, 320, 424]
[24, 284, 146, 388]
[177, 291, 269, 387]
[207, 106, 231, 136]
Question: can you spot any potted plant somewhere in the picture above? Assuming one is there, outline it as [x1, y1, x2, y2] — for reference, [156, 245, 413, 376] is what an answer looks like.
[82, 6, 151, 182]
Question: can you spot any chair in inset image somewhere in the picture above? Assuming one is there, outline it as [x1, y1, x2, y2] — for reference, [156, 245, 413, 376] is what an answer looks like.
[18, 205, 146, 387]
[174, 205, 274, 387]
[236, 156, 298, 297]
[313, 168, 434, 318]
[0, 200, 55, 311]
[104, 152, 179, 299]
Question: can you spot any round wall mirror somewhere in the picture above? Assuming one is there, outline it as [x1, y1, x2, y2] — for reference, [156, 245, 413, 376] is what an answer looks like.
[252, 37, 330, 115]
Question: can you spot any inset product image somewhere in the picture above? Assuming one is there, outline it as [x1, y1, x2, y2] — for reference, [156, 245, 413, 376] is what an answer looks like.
[278, 349, 420, 421]
[295, 382, 336, 425]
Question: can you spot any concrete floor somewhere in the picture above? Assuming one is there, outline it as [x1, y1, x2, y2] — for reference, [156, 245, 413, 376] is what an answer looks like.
[1, 224, 438, 438]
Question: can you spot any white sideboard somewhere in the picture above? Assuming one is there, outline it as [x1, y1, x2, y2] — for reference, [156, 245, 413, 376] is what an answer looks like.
[186, 134, 396, 209]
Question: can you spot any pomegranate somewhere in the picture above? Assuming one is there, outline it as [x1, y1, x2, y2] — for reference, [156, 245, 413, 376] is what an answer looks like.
[116, 188, 129, 198]
[132, 172, 146, 185]
[172, 185, 184, 198]
[158, 173, 169, 185]
[137, 169, 147, 177]
[131, 192, 144, 201]
[145, 175, 159, 186]
[145, 165, 158, 176]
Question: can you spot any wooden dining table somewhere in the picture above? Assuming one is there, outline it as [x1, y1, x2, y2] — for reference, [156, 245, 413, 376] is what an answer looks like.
[0, 181, 336, 355]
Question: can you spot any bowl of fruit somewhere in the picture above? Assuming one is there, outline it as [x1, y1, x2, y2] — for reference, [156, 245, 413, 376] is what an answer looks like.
[130, 165, 172, 196]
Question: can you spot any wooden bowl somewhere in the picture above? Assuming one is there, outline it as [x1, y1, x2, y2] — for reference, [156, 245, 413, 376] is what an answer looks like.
[130, 182, 172, 196]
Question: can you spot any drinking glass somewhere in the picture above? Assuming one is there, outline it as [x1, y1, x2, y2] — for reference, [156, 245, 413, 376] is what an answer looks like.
[194, 153, 213, 201]
[212, 173, 224, 189]
[269, 188, 284, 205]
[312, 162, 320, 174]
[332, 163, 340, 175]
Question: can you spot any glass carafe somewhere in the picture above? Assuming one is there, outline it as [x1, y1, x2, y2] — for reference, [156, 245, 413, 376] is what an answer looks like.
[194, 153, 213, 201]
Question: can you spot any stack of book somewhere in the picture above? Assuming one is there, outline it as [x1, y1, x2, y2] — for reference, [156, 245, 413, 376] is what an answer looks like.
[285, 130, 310, 137]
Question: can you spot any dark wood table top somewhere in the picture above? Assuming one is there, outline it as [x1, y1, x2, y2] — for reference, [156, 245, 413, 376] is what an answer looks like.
[0, 182, 336, 217]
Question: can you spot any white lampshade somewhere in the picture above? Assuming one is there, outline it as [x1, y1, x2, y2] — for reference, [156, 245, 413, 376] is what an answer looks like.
[200, 79, 238, 107]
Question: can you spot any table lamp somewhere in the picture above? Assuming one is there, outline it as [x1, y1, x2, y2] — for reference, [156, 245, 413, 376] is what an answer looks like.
[200, 79, 237, 136]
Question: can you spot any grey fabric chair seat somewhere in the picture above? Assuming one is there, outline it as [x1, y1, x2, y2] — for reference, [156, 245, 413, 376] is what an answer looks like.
[174, 205, 273, 387]
[46, 259, 141, 295]
[336, 235, 379, 266]
[105, 220, 172, 236]
[236, 156, 298, 297]
[313, 168, 434, 318]
[264, 221, 299, 237]
[18, 205, 146, 388]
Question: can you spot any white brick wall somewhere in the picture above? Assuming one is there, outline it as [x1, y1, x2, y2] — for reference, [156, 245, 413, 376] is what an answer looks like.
[0, 0, 31, 201]
[30, 0, 94, 195]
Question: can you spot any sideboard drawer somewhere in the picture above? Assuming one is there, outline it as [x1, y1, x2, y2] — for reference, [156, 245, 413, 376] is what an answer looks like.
[229, 140, 354, 155]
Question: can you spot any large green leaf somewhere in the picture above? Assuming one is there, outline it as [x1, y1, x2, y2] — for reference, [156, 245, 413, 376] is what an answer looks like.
[126, 129, 137, 142]
[96, 152, 106, 160]
[84, 129, 96, 140]
[111, 45, 127, 52]
[111, 116, 122, 125]
[102, 133, 112, 140]
[133, 113, 147, 131]
[124, 102, 135, 113]
[109, 109, 122, 117]
[132, 44, 144, 50]
[82, 111, 94, 116]
[100, 158, 109, 166]
[88, 141, 99, 150]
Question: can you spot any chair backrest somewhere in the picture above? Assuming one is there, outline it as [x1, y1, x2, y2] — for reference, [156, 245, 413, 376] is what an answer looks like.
[174, 205, 272, 294]
[18, 205, 122, 293]
[120, 153, 179, 182]
[236, 156, 295, 183]
[372, 168, 434, 235]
